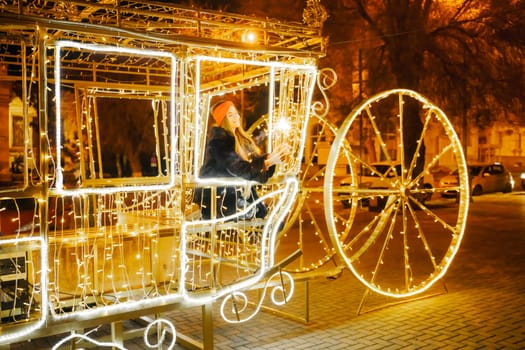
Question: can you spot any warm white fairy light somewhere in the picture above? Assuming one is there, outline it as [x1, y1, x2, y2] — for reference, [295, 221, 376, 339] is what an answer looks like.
[50, 73, 310, 327]
[275, 117, 291, 134]
[1, 25, 322, 348]
[280, 111, 340, 274]
[324, 89, 469, 298]
[54, 41, 177, 194]
[181, 179, 298, 305]
[192, 55, 316, 177]
[143, 318, 177, 349]
[242, 31, 258, 44]
[52, 333, 127, 350]
[219, 271, 294, 323]
[0, 237, 47, 343]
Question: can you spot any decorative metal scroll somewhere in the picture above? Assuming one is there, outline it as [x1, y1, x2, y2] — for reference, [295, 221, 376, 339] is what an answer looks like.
[219, 270, 295, 323]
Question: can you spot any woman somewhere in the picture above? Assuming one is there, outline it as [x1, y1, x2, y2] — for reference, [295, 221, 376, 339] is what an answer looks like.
[195, 100, 287, 219]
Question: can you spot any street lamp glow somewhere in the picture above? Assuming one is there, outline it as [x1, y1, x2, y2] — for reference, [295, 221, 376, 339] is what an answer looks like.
[242, 31, 257, 44]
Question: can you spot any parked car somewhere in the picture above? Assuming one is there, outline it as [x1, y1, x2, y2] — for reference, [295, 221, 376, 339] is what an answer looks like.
[341, 162, 432, 211]
[439, 162, 514, 197]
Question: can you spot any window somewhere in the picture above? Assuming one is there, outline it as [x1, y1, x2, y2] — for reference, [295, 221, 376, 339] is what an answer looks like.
[53, 41, 177, 192]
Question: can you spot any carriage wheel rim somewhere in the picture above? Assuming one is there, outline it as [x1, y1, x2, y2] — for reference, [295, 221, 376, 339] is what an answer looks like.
[324, 89, 469, 298]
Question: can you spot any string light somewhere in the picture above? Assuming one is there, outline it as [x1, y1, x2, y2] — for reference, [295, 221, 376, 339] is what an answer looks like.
[323, 89, 469, 298]
[0, 41, 316, 339]
[1, 2, 467, 347]
[54, 41, 177, 195]
[0, 41, 315, 343]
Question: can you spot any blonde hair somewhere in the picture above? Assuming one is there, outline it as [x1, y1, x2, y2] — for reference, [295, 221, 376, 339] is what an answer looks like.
[220, 108, 262, 161]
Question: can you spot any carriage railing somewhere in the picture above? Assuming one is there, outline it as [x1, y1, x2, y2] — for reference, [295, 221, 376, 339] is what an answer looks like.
[183, 179, 298, 297]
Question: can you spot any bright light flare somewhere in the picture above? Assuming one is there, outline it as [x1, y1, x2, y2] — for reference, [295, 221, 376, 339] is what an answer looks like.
[275, 117, 291, 134]
[242, 31, 257, 44]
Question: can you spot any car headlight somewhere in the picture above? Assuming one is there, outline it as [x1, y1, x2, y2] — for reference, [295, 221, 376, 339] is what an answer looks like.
[440, 179, 458, 187]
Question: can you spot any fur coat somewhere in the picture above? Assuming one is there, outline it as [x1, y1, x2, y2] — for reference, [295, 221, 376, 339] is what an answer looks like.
[194, 127, 275, 219]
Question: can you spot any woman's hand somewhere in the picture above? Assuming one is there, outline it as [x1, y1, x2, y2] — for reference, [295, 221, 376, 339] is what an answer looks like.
[265, 143, 290, 168]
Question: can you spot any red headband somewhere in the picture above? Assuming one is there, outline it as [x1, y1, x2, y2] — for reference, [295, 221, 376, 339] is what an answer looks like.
[212, 101, 234, 126]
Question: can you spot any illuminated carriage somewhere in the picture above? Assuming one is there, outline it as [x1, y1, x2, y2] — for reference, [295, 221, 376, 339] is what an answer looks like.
[0, 1, 469, 347]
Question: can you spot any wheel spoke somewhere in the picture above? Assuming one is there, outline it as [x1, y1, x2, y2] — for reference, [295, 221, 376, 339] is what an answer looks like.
[349, 197, 399, 262]
[364, 105, 395, 165]
[408, 193, 460, 234]
[402, 199, 410, 291]
[407, 108, 433, 181]
[366, 200, 402, 291]
[301, 121, 330, 183]
[412, 145, 454, 189]
[325, 89, 469, 297]
[398, 92, 407, 184]
[266, 114, 344, 274]
[405, 202, 439, 270]
[303, 201, 332, 253]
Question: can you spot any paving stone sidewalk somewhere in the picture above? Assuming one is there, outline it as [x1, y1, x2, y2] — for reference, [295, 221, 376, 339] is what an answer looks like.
[9, 194, 525, 349]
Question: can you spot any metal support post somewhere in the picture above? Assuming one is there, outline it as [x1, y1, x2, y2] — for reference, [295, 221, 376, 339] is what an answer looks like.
[111, 321, 124, 349]
[202, 302, 214, 350]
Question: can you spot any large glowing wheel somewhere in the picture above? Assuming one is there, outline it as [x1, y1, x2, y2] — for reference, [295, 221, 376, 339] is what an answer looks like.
[324, 89, 469, 297]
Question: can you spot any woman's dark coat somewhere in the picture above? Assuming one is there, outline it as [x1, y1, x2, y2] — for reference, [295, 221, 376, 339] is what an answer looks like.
[194, 127, 275, 219]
